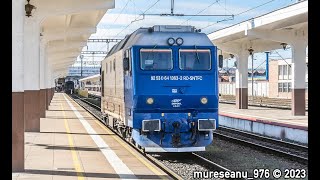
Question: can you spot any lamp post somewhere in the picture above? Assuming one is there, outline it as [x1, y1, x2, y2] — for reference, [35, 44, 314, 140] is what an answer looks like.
[265, 51, 270, 81]
[25, 0, 36, 17]
[80, 55, 84, 77]
[280, 43, 288, 50]
[228, 54, 234, 81]
[248, 47, 254, 101]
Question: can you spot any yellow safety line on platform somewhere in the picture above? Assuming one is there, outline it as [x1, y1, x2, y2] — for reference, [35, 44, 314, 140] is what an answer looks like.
[93, 119, 166, 179]
[61, 103, 85, 180]
[65, 94, 166, 179]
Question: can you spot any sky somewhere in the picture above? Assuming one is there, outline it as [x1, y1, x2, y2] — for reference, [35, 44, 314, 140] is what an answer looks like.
[72, 0, 302, 69]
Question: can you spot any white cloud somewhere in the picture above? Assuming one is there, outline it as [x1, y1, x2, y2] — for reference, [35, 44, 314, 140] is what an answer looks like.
[88, 0, 290, 51]
[93, 0, 270, 39]
[93, 12, 232, 38]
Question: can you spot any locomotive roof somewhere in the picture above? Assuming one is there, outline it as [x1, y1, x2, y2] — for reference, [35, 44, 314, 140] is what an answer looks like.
[106, 25, 214, 57]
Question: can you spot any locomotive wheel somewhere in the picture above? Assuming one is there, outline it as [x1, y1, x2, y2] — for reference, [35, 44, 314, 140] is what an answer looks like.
[121, 128, 127, 138]
[112, 118, 117, 130]
[130, 138, 135, 145]
[102, 115, 107, 124]
[117, 126, 122, 135]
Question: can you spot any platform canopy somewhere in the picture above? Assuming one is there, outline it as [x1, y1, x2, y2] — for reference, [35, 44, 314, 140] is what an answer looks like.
[38, 0, 115, 77]
[208, 0, 308, 56]
[79, 74, 101, 82]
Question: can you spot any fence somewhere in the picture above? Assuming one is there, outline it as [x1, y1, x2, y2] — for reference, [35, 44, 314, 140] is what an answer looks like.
[219, 81, 269, 97]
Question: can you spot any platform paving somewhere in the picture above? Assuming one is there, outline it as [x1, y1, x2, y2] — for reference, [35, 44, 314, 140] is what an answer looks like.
[219, 103, 308, 129]
[12, 93, 170, 180]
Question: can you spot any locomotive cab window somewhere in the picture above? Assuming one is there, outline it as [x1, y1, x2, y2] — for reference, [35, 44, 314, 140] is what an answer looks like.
[140, 49, 173, 70]
[179, 49, 211, 70]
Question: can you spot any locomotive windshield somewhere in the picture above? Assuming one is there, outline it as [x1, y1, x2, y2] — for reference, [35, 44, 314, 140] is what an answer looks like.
[140, 49, 173, 70]
[179, 49, 211, 70]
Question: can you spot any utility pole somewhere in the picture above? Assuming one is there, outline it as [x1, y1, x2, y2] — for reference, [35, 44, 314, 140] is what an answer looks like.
[227, 58, 229, 71]
[248, 47, 254, 102]
[171, 0, 174, 15]
[80, 54, 84, 77]
[265, 51, 270, 81]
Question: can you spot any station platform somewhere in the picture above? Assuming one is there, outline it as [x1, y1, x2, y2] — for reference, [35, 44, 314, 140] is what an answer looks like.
[218, 103, 308, 144]
[12, 93, 170, 180]
[219, 103, 308, 130]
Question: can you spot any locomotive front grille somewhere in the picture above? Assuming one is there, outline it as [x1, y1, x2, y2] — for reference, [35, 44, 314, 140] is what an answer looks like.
[142, 119, 161, 132]
[198, 119, 216, 131]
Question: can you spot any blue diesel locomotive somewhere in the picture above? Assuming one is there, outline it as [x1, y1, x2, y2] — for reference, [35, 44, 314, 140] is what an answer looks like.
[101, 25, 218, 152]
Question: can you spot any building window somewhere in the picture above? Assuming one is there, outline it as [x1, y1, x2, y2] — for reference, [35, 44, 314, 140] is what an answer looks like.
[278, 64, 294, 80]
[288, 82, 292, 92]
[283, 65, 288, 79]
[278, 82, 292, 92]
[106, 63, 108, 74]
[283, 82, 288, 92]
[288, 65, 292, 80]
[278, 65, 283, 75]
[278, 65, 283, 80]
[278, 83, 283, 92]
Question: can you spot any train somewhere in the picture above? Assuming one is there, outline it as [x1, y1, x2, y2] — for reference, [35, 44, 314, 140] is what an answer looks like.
[100, 25, 219, 152]
[79, 74, 101, 98]
[64, 81, 75, 94]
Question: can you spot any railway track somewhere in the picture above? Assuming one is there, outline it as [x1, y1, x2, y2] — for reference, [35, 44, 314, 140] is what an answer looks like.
[69, 94, 233, 180]
[214, 126, 308, 164]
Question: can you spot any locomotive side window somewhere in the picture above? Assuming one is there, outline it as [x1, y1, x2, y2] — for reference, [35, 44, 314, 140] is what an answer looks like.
[101, 71, 104, 97]
[128, 49, 132, 73]
[179, 49, 211, 70]
[140, 49, 173, 70]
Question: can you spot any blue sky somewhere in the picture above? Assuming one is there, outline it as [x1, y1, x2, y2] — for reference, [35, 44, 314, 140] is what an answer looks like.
[74, 0, 302, 69]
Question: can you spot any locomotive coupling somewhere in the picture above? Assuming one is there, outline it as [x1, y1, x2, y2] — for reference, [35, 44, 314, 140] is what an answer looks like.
[172, 121, 181, 128]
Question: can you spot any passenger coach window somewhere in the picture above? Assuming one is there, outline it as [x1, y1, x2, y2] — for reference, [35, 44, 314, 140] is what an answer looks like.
[179, 49, 211, 70]
[140, 49, 173, 70]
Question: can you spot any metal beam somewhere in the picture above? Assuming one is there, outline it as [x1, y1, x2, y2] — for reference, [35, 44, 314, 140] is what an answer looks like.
[81, 51, 108, 54]
[87, 38, 122, 43]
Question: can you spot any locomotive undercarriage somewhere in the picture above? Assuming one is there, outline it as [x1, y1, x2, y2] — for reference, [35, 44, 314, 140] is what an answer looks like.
[102, 113, 135, 143]
[102, 112, 214, 152]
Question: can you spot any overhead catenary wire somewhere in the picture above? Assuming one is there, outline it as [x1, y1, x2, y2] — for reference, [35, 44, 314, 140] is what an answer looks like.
[253, 59, 267, 72]
[113, 0, 161, 38]
[217, 0, 234, 15]
[179, 0, 221, 25]
[97, 0, 132, 38]
[94, 0, 132, 52]
[202, 0, 277, 31]
[142, 0, 233, 18]
[272, 49, 292, 67]
[115, 0, 131, 22]
[90, 0, 288, 61]
[93, 0, 160, 56]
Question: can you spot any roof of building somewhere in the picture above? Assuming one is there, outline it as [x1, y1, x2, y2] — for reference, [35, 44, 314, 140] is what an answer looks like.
[79, 74, 100, 82]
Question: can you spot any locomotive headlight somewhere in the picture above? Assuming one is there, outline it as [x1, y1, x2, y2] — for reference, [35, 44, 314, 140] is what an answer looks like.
[167, 37, 175, 46]
[146, 97, 154, 105]
[200, 97, 208, 104]
[176, 37, 183, 45]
